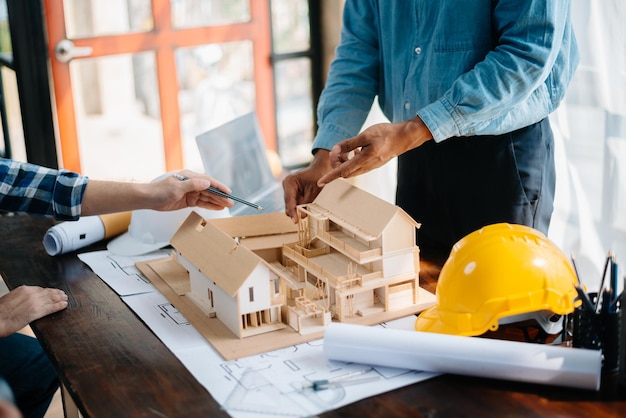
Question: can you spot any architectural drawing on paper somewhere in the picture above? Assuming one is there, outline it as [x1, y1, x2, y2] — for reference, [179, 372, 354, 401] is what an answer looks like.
[168, 179, 433, 340]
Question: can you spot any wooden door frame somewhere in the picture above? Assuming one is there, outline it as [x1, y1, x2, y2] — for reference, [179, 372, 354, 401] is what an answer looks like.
[44, 0, 276, 173]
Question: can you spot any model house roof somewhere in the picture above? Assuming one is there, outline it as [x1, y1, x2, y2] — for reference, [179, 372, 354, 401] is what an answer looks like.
[170, 211, 264, 297]
[308, 179, 421, 238]
[207, 211, 298, 239]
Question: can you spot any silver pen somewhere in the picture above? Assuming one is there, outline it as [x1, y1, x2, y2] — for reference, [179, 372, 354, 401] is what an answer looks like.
[172, 173, 263, 211]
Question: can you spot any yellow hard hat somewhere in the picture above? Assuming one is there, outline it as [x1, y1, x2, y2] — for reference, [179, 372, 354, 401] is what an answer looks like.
[414, 223, 580, 337]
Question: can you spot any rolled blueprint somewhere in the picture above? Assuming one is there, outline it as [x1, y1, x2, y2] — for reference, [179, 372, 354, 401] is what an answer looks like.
[324, 322, 602, 391]
[43, 212, 131, 256]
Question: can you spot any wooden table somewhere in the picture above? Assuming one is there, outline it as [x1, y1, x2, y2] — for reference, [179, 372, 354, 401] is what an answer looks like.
[1, 214, 625, 417]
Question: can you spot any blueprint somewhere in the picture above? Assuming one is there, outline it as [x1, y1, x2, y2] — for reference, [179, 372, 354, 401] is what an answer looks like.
[80, 249, 438, 417]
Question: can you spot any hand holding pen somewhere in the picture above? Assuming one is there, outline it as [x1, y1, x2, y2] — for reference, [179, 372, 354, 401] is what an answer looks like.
[83, 170, 237, 214]
[172, 173, 263, 211]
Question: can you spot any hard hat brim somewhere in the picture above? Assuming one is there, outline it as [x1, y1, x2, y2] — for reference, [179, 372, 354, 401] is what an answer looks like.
[414, 306, 470, 336]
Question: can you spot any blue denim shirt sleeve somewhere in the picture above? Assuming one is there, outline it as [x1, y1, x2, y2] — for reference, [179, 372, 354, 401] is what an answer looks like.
[314, 0, 381, 151]
[313, 0, 579, 149]
[0, 158, 88, 220]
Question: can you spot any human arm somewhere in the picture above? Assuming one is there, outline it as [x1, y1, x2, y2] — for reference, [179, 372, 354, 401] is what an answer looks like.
[282, 150, 333, 222]
[329, 0, 577, 143]
[282, 1, 381, 221]
[281, 115, 431, 215]
[0, 158, 87, 220]
[80, 170, 233, 215]
[318, 116, 433, 186]
[314, 1, 578, 185]
[0, 158, 233, 219]
[417, 0, 578, 141]
[0, 286, 68, 337]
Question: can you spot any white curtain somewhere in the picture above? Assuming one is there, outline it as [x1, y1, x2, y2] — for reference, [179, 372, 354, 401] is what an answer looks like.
[550, 0, 626, 288]
[354, 0, 626, 289]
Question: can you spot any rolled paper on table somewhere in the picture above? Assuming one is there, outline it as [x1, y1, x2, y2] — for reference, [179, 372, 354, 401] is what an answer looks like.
[323, 322, 602, 391]
[42, 211, 131, 256]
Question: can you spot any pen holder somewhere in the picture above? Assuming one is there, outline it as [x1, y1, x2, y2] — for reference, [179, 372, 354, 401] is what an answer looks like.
[573, 292, 622, 397]
[601, 310, 621, 398]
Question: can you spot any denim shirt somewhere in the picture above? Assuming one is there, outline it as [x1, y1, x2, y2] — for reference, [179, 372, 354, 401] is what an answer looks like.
[313, 0, 579, 149]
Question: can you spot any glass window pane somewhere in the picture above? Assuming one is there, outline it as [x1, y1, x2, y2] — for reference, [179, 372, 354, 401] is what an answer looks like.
[63, 0, 153, 38]
[1, 67, 26, 160]
[275, 58, 313, 167]
[70, 52, 165, 180]
[176, 42, 256, 171]
[172, 0, 249, 29]
[271, 0, 310, 54]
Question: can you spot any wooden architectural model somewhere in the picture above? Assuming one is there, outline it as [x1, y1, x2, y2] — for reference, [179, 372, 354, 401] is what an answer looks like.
[164, 179, 433, 342]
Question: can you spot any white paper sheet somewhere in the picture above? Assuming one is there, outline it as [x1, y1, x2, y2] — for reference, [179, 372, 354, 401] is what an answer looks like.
[80, 249, 438, 417]
[78, 250, 171, 296]
[324, 322, 603, 391]
[122, 291, 438, 418]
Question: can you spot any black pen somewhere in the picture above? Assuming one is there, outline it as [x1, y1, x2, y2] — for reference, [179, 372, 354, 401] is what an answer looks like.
[595, 252, 612, 313]
[610, 255, 618, 292]
[172, 173, 263, 211]
[610, 256, 620, 309]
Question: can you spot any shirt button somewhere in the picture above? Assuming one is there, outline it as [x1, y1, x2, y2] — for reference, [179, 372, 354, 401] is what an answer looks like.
[414, 46, 422, 55]
[404, 102, 410, 110]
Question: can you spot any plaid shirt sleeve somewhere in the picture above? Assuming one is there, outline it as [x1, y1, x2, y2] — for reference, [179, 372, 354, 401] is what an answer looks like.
[0, 158, 89, 221]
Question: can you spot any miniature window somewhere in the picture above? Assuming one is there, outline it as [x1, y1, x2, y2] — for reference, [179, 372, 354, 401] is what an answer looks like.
[249, 286, 254, 302]
[195, 219, 207, 232]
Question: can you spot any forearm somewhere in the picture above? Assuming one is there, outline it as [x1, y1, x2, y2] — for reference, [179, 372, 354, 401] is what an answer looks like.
[80, 180, 152, 216]
[395, 116, 433, 155]
[80, 172, 231, 215]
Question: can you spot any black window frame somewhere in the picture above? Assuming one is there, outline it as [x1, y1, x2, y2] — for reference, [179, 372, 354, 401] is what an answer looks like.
[2, 0, 58, 167]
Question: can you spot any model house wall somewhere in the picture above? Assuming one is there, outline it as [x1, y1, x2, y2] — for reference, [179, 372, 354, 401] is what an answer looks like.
[171, 212, 291, 338]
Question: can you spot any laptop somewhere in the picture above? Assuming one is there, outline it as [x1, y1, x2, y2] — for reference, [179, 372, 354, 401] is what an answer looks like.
[195, 112, 286, 216]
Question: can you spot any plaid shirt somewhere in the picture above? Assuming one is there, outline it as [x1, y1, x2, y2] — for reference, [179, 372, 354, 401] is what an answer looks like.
[0, 158, 88, 221]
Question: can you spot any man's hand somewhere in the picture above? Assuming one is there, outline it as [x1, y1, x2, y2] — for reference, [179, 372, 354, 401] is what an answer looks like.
[282, 150, 333, 223]
[318, 116, 433, 186]
[145, 170, 234, 212]
[0, 286, 68, 337]
[81, 170, 235, 215]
